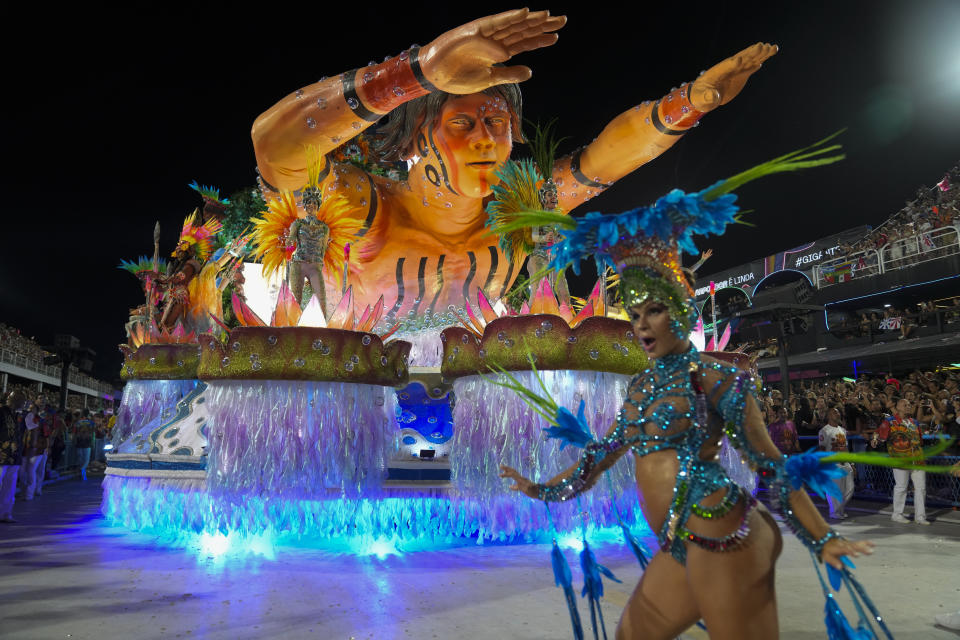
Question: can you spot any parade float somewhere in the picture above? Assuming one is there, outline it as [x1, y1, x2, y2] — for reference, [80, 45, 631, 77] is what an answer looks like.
[101, 10, 780, 554]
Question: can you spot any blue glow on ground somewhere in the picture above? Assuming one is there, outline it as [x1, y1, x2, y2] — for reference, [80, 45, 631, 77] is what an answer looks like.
[101, 475, 654, 562]
[101, 474, 653, 562]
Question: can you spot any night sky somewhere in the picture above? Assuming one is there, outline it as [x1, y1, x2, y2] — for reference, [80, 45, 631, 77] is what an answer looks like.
[3, 2, 959, 382]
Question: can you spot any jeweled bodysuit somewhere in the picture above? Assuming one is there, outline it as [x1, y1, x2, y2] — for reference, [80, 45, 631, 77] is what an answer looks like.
[539, 347, 800, 565]
[291, 214, 329, 263]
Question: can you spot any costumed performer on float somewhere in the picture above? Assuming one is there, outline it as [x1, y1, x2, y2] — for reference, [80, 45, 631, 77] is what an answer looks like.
[249, 148, 364, 317]
[497, 142, 893, 639]
[160, 212, 222, 331]
[251, 8, 777, 325]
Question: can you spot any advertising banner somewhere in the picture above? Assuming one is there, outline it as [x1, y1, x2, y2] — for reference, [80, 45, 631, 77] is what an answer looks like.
[694, 225, 870, 301]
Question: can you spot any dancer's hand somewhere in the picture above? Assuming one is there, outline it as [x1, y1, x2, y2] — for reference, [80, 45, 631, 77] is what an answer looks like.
[822, 537, 875, 570]
[499, 464, 540, 499]
[420, 9, 566, 95]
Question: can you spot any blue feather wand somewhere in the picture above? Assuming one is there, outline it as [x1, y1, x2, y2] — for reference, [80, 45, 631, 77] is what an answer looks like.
[580, 539, 622, 640]
[552, 539, 585, 640]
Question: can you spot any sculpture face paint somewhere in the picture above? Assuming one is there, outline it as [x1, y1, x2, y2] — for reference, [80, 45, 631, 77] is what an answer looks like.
[424, 93, 513, 198]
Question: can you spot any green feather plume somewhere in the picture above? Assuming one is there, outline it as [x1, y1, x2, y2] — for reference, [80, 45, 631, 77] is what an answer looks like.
[823, 436, 956, 474]
[483, 349, 562, 426]
[486, 159, 544, 261]
[527, 118, 567, 184]
[700, 129, 847, 202]
[118, 256, 168, 275]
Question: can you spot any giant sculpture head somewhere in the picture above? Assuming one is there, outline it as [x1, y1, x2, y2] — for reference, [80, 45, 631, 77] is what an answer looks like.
[377, 84, 523, 199]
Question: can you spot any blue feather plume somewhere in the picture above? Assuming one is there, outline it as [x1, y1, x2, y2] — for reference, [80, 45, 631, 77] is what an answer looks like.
[543, 400, 594, 450]
[784, 450, 847, 500]
[811, 552, 890, 640]
[619, 524, 650, 570]
[551, 540, 585, 640]
[579, 540, 621, 640]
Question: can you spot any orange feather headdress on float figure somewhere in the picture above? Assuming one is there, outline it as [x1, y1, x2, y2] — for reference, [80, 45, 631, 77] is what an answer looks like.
[174, 211, 222, 262]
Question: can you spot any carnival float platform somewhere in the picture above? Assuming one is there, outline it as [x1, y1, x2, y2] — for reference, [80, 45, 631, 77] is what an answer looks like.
[103, 310, 675, 552]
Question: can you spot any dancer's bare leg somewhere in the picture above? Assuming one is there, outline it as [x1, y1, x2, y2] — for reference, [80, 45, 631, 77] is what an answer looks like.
[616, 550, 700, 640]
[527, 252, 547, 299]
[554, 267, 572, 308]
[302, 262, 327, 316]
[287, 261, 305, 306]
[686, 507, 782, 640]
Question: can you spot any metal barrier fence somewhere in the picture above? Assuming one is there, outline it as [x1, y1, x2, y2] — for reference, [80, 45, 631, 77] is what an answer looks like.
[813, 224, 960, 289]
[815, 249, 881, 288]
[796, 436, 959, 508]
[880, 225, 960, 272]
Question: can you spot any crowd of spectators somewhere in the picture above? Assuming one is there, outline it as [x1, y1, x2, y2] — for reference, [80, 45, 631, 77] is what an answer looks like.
[0, 323, 49, 360]
[759, 367, 960, 523]
[759, 367, 960, 454]
[826, 165, 960, 278]
[829, 295, 960, 340]
[0, 389, 115, 522]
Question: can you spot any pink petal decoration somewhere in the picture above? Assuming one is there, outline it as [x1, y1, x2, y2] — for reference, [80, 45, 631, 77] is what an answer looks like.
[371, 296, 385, 328]
[271, 281, 302, 327]
[464, 299, 487, 335]
[477, 289, 500, 324]
[587, 279, 606, 317]
[520, 301, 530, 315]
[356, 304, 372, 331]
[358, 295, 384, 332]
[570, 301, 595, 328]
[451, 307, 483, 338]
[327, 286, 354, 329]
[718, 323, 732, 351]
[297, 295, 327, 328]
[231, 293, 266, 327]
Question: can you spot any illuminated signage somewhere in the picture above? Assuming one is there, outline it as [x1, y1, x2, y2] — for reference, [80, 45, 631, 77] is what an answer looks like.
[793, 244, 840, 268]
[694, 272, 755, 297]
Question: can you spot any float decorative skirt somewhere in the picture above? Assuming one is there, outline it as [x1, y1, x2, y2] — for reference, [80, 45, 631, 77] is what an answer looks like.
[112, 379, 198, 449]
[451, 370, 650, 534]
[204, 380, 398, 498]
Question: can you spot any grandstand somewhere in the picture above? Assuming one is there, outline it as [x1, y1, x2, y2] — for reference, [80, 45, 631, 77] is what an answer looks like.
[695, 165, 960, 378]
[0, 323, 115, 409]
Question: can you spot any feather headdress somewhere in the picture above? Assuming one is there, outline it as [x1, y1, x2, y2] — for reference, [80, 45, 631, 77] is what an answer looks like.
[250, 191, 299, 279]
[175, 211, 222, 262]
[188, 180, 231, 205]
[250, 190, 364, 287]
[539, 131, 846, 334]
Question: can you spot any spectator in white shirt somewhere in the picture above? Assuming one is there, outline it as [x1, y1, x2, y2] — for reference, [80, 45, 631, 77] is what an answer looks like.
[819, 408, 854, 520]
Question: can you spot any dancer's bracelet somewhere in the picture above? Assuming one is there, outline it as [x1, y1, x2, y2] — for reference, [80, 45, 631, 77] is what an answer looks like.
[812, 529, 841, 560]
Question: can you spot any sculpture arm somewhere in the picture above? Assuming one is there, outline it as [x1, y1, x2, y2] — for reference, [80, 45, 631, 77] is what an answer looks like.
[553, 42, 777, 213]
[252, 9, 566, 192]
[252, 57, 434, 192]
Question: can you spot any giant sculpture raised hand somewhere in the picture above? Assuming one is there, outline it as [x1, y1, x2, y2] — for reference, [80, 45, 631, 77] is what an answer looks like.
[252, 9, 776, 333]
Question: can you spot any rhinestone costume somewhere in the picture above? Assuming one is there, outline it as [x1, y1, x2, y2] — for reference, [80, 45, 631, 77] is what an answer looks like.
[291, 215, 330, 263]
[538, 345, 822, 565]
